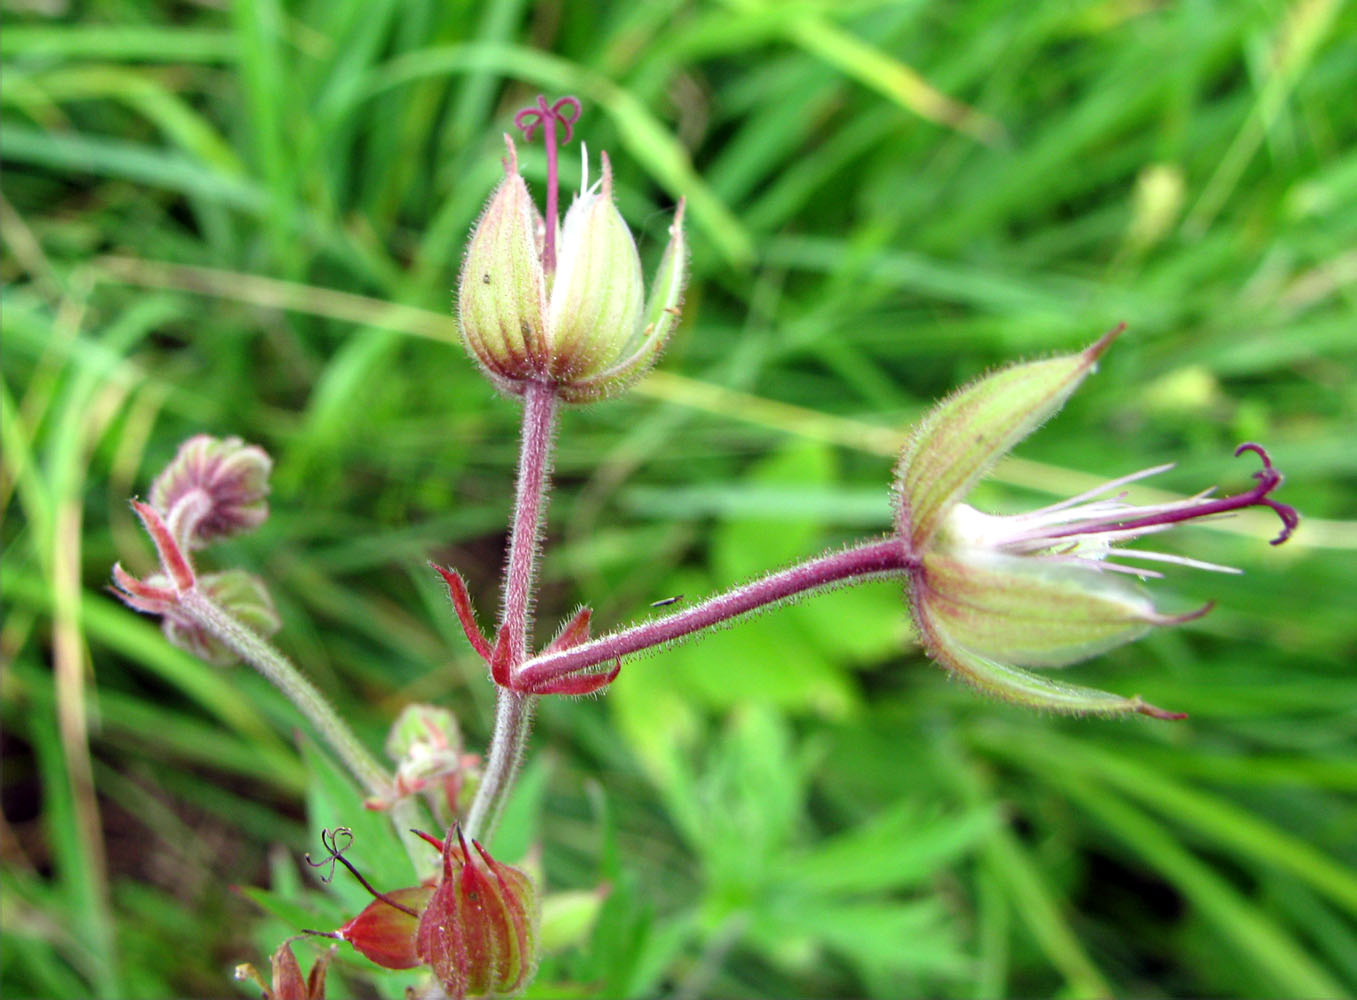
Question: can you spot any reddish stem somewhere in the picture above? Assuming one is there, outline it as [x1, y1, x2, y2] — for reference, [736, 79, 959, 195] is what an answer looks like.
[498, 379, 558, 661]
[517, 538, 913, 691]
[464, 379, 559, 842]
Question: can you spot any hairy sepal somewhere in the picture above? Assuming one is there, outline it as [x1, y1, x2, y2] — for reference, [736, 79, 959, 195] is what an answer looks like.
[895, 327, 1121, 555]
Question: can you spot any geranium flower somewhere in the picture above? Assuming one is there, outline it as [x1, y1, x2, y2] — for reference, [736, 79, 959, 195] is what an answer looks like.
[894, 328, 1298, 718]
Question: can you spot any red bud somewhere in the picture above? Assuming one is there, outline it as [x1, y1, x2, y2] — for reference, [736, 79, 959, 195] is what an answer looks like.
[416, 829, 539, 998]
[336, 885, 434, 970]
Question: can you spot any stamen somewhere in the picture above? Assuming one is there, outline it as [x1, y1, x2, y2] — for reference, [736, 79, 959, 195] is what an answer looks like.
[1005, 520, 1176, 554]
[1019, 488, 1220, 537]
[513, 94, 582, 274]
[1023, 462, 1176, 517]
[1039, 553, 1165, 578]
[1105, 549, 1242, 574]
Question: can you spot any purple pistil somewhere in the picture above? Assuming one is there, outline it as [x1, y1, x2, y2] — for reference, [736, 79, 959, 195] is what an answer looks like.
[1042, 442, 1299, 546]
[513, 94, 581, 274]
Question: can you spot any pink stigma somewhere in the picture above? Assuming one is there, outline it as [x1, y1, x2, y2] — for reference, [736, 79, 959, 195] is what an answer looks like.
[1041, 442, 1299, 547]
[512, 95, 582, 274]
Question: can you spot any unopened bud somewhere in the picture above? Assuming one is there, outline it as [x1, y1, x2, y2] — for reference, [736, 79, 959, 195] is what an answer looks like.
[416, 828, 539, 999]
[386, 703, 463, 761]
[158, 569, 279, 665]
[376, 704, 481, 821]
[150, 435, 271, 548]
[457, 138, 686, 403]
[335, 885, 434, 970]
[234, 939, 333, 1000]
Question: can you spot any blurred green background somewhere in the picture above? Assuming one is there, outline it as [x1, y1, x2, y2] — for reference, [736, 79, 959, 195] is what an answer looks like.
[3, 0, 1356, 997]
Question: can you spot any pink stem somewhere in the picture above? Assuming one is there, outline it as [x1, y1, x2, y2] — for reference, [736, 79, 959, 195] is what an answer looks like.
[517, 537, 912, 690]
[465, 379, 559, 842]
[498, 380, 558, 660]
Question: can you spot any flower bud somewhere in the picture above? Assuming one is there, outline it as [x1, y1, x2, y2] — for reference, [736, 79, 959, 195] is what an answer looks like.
[234, 940, 333, 1000]
[416, 828, 539, 999]
[335, 885, 434, 970]
[157, 568, 280, 666]
[149, 434, 271, 548]
[373, 704, 481, 821]
[457, 138, 686, 403]
[386, 703, 463, 761]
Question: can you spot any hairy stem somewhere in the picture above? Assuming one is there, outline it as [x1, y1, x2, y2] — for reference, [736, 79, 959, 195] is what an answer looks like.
[176, 589, 391, 796]
[466, 380, 559, 842]
[518, 537, 912, 689]
[466, 690, 533, 843]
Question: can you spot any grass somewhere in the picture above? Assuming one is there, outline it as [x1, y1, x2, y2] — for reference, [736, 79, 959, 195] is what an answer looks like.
[3, 0, 1355, 996]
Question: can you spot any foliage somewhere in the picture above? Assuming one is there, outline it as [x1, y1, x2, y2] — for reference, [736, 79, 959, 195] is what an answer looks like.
[3, 0, 1355, 997]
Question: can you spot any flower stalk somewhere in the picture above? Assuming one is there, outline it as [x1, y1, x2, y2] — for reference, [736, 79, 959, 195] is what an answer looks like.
[114, 500, 392, 797]
[516, 538, 913, 692]
[464, 380, 558, 843]
[178, 588, 392, 794]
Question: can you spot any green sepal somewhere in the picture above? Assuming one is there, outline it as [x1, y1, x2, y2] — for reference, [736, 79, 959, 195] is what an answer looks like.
[547, 162, 645, 380]
[921, 551, 1158, 667]
[557, 200, 688, 403]
[894, 328, 1121, 554]
[908, 565, 1177, 718]
[456, 140, 548, 386]
[160, 569, 279, 666]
